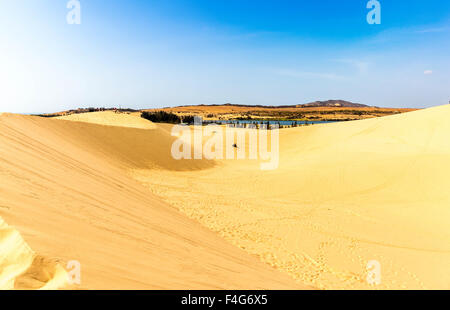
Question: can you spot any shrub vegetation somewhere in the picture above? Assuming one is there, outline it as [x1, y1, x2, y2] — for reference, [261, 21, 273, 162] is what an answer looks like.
[141, 111, 196, 124]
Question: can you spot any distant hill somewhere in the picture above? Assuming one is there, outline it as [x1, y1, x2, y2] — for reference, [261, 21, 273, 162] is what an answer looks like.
[297, 100, 369, 108]
[146, 101, 415, 122]
[39, 100, 417, 123]
[175, 100, 369, 109]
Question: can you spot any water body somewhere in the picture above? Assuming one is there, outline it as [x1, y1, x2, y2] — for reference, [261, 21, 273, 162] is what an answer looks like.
[204, 120, 338, 126]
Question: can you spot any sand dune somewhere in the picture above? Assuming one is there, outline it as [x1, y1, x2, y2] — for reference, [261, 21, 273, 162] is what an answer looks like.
[131, 105, 450, 289]
[0, 113, 303, 289]
[55, 111, 156, 130]
[1, 105, 449, 290]
[0, 217, 67, 290]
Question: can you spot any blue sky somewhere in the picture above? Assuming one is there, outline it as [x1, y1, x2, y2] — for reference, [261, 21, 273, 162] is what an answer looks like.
[0, 0, 449, 113]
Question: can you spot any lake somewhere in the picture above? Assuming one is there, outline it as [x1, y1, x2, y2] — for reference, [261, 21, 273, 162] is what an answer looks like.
[203, 120, 337, 126]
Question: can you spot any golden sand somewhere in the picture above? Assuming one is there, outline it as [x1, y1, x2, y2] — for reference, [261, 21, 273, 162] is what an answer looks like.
[0, 218, 68, 289]
[56, 111, 156, 130]
[0, 113, 304, 289]
[132, 105, 450, 289]
[1, 105, 449, 289]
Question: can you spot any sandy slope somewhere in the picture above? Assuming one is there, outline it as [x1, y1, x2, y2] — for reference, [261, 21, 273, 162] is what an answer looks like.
[2, 105, 449, 290]
[55, 111, 156, 130]
[131, 105, 450, 289]
[0, 114, 305, 289]
[0, 217, 68, 290]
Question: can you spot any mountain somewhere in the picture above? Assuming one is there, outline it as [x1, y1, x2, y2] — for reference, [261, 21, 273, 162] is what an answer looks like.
[297, 100, 369, 108]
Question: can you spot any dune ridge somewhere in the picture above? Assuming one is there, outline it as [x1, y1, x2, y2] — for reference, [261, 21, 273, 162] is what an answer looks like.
[55, 111, 156, 130]
[0, 113, 305, 289]
[2, 104, 449, 290]
[130, 105, 450, 289]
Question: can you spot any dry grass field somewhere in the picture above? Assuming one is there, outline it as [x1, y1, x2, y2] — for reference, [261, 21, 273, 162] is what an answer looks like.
[145, 104, 417, 122]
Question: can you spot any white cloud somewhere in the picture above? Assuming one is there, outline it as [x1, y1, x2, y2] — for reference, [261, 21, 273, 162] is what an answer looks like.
[424, 70, 433, 75]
